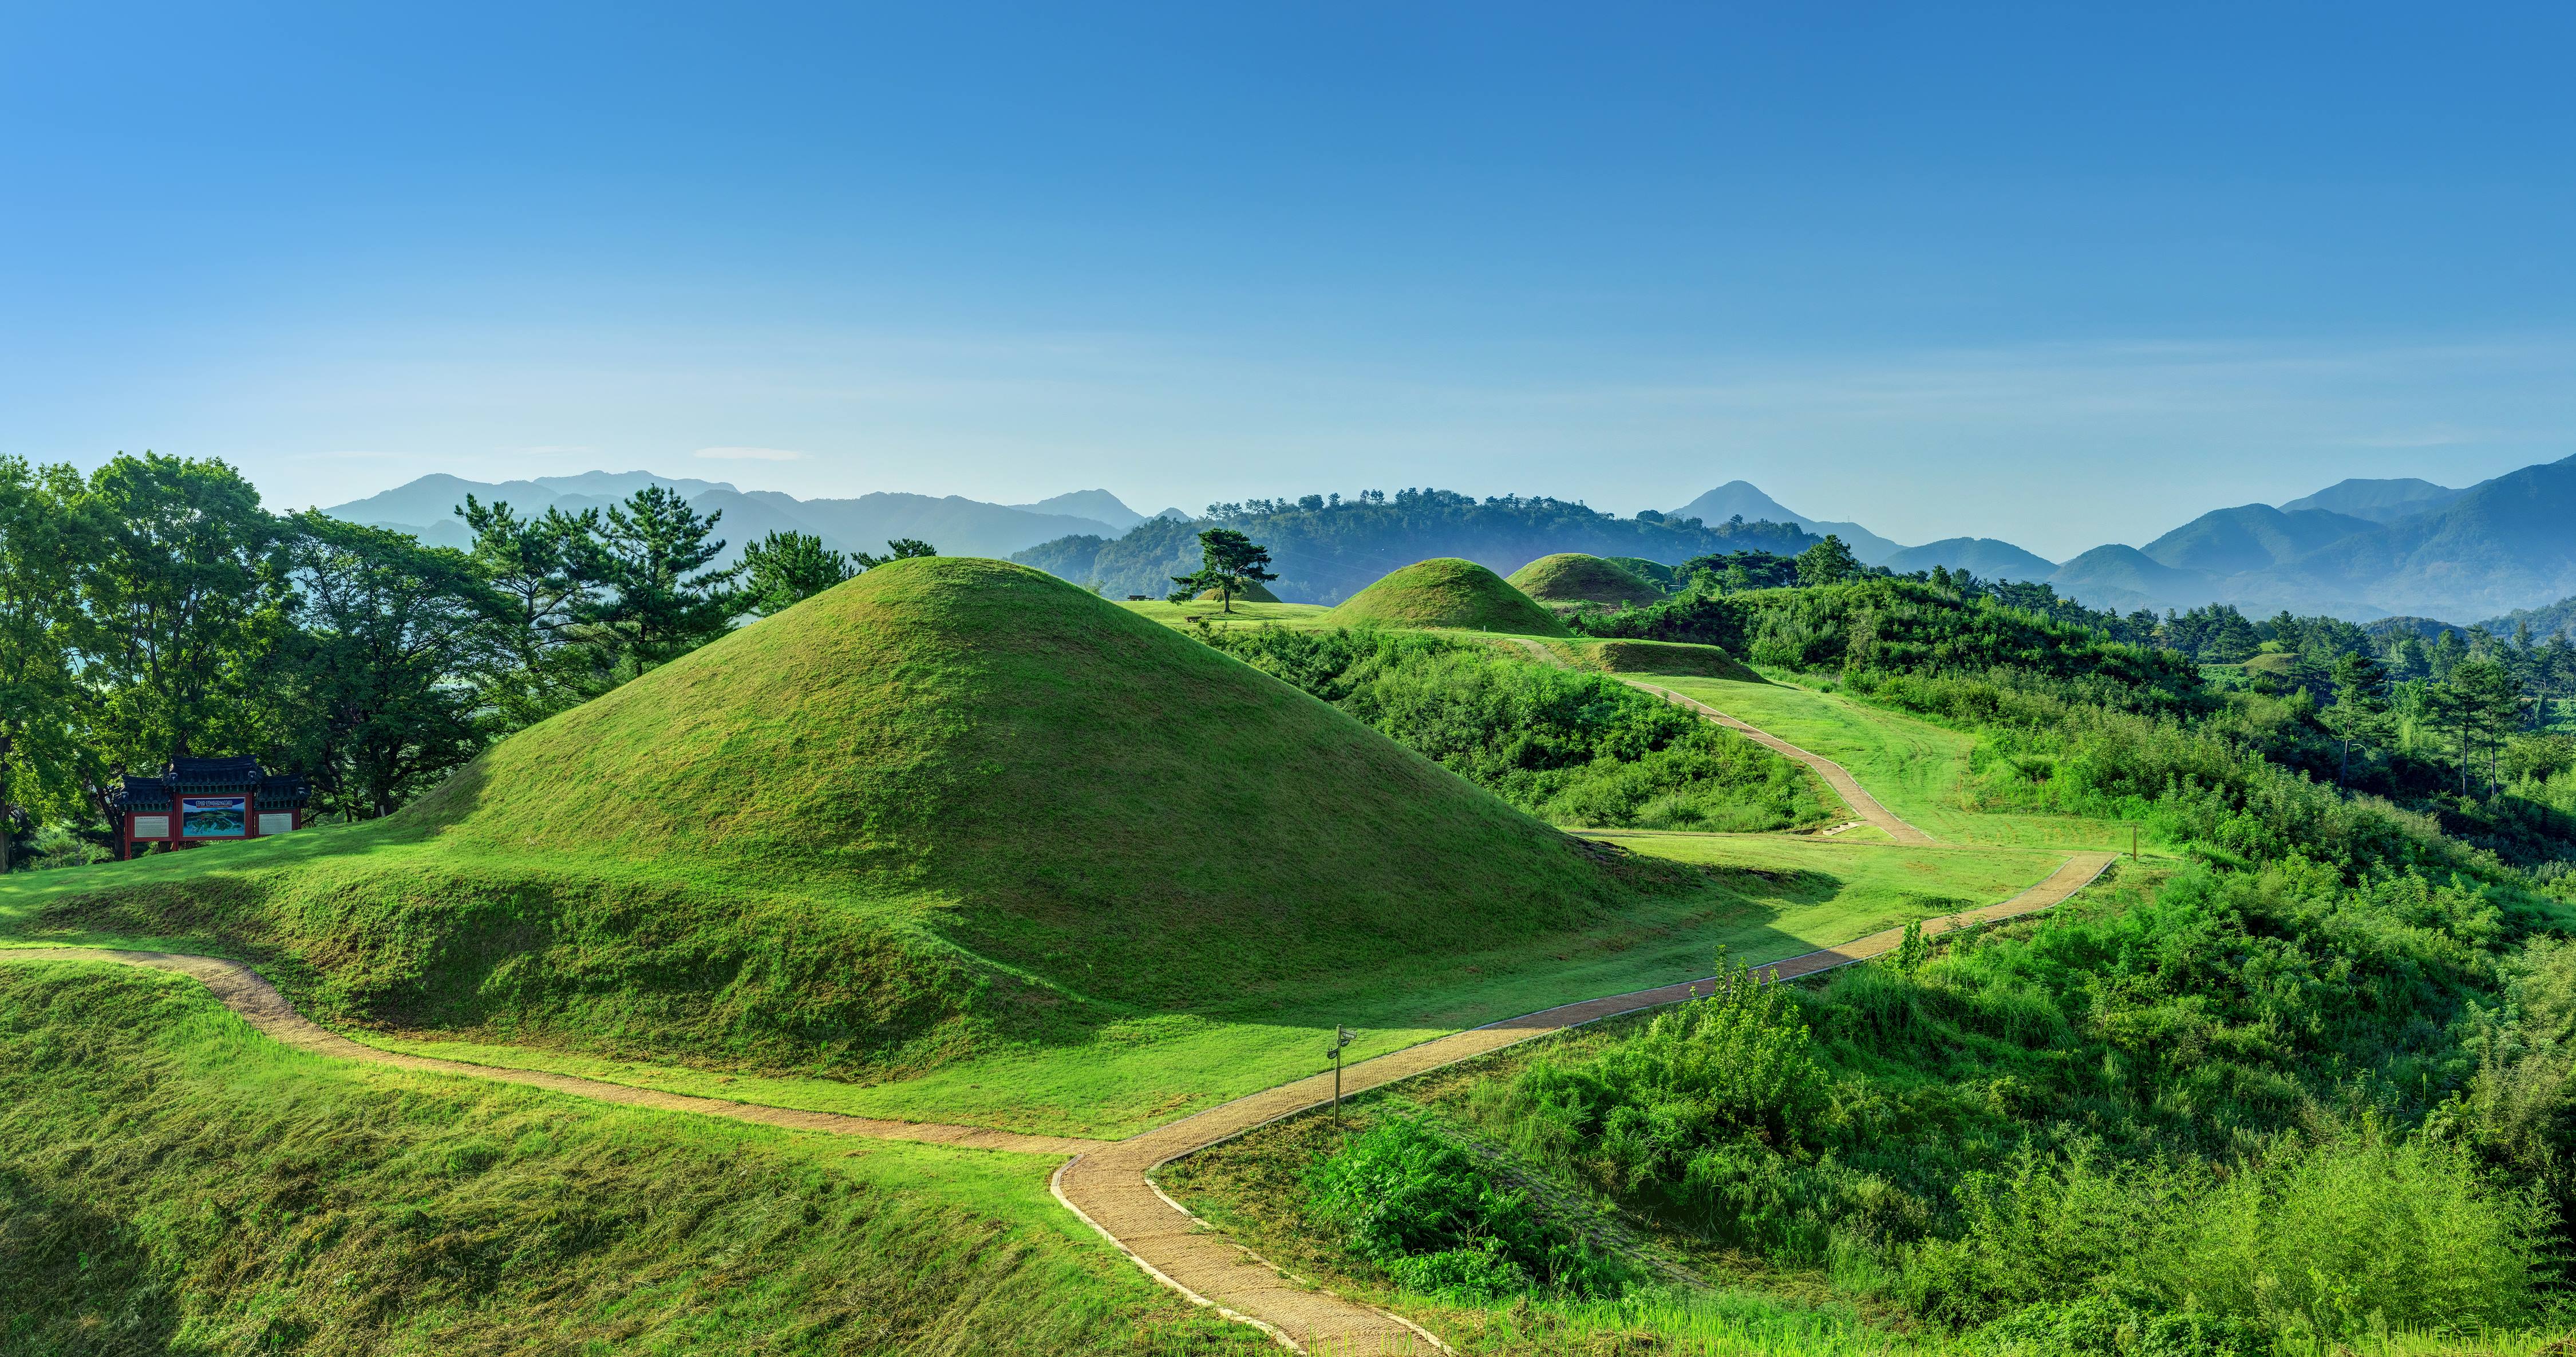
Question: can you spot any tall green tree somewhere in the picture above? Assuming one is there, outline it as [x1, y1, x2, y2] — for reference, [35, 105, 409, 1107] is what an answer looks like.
[740, 531, 856, 616]
[0, 459, 88, 870]
[2321, 649, 2391, 792]
[455, 495, 615, 729]
[2431, 658, 2524, 798]
[68, 454, 293, 822]
[282, 515, 512, 819]
[1168, 528, 1277, 613]
[457, 494, 598, 641]
[577, 486, 744, 669]
[2539, 632, 2576, 730]
[2428, 628, 2469, 681]
[1795, 534, 1860, 588]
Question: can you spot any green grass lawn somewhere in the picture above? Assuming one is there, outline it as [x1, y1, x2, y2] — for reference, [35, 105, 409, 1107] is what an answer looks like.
[0, 957, 1261, 1355]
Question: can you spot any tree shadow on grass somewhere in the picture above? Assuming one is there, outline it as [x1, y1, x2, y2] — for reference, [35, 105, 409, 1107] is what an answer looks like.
[0, 1167, 183, 1356]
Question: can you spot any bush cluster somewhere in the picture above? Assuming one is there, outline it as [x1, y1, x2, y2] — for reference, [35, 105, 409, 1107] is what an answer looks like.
[1305, 1115, 1626, 1300]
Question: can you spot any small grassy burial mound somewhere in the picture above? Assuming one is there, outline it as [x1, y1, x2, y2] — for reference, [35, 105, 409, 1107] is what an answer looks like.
[1194, 579, 1279, 603]
[1209, 626, 1836, 833]
[1583, 638, 1763, 683]
[1506, 553, 1661, 610]
[1324, 557, 1570, 637]
[15, 558, 1661, 1080]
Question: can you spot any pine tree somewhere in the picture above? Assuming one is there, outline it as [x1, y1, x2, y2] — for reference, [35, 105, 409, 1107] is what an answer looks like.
[1170, 528, 1278, 613]
[2323, 650, 2391, 792]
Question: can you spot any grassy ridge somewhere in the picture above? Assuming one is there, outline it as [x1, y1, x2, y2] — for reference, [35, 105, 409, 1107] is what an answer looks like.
[0, 958, 1258, 1355]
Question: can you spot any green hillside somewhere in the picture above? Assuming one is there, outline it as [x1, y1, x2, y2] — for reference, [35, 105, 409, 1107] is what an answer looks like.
[1324, 558, 1571, 637]
[1504, 553, 1660, 609]
[0, 959, 1254, 1355]
[1194, 578, 1279, 602]
[6, 557, 1652, 1080]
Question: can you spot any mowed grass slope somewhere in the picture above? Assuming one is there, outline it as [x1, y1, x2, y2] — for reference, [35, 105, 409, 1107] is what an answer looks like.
[0, 959, 1258, 1356]
[1505, 553, 1660, 610]
[3, 558, 1670, 1087]
[1324, 558, 1571, 637]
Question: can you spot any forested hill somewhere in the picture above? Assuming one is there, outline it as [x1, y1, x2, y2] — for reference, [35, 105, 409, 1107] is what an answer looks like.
[1012, 489, 1815, 602]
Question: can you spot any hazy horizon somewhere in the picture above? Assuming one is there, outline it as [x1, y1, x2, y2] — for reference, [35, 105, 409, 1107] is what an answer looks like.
[11, 6, 2575, 559]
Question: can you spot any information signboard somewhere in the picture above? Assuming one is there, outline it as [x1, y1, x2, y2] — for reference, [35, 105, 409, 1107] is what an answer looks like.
[179, 795, 248, 838]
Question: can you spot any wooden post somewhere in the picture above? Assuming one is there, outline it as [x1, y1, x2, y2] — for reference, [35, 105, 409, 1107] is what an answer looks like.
[1325, 1025, 1355, 1114]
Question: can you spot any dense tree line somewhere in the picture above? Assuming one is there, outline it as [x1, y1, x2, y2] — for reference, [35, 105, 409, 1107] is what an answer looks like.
[0, 454, 922, 869]
[1013, 488, 1818, 602]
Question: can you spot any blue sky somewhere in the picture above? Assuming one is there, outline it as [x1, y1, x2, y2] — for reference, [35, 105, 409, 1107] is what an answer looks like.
[6, 3, 2574, 557]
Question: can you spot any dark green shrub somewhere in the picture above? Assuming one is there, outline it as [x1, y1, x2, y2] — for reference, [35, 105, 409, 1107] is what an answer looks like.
[1208, 626, 1831, 830]
[1971, 1292, 2264, 1357]
[1305, 1115, 1625, 1299]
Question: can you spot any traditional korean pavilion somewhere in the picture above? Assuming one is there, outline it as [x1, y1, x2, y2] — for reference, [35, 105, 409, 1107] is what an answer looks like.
[117, 758, 311, 859]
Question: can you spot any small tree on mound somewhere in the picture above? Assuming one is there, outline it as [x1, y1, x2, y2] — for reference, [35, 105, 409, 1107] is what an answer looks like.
[740, 531, 858, 617]
[855, 538, 937, 570]
[579, 486, 744, 669]
[1170, 527, 1277, 613]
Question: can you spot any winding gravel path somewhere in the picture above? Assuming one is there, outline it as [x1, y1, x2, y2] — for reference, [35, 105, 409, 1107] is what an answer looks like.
[1491, 638, 1931, 845]
[1618, 680, 1935, 845]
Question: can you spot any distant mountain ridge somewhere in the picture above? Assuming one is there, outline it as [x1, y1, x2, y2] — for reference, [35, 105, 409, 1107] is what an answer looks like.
[331, 455, 2576, 626]
[1878, 538, 2057, 582]
[323, 474, 1147, 566]
[2279, 477, 2468, 524]
[1669, 481, 1904, 563]
[1017, 491, 1816, 604]
[2140, 504, 2376, 577]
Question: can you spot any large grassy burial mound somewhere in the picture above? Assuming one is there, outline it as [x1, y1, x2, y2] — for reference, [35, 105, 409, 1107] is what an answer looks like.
[1506, 553, 1660, 610]
[12, 557, 1650, 1080]
[1194, 578, 1280, 602]
[1323, 558, 1571, 637]
[1585, 638, 1763, 682]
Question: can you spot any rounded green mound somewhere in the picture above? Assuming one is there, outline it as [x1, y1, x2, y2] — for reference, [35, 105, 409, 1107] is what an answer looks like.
[1506, 553, 1661, 610]
[1195, 579, 1280, 603]
[1586, 639, 1763, 683]
[1323, 558, 1571, 637]
[410, 557, 1620, 993]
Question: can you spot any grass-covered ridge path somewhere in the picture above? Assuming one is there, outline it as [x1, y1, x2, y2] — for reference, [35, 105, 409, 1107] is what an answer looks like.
[2, 854, 2113, 1355]
[1623, 680, 1936, 846]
